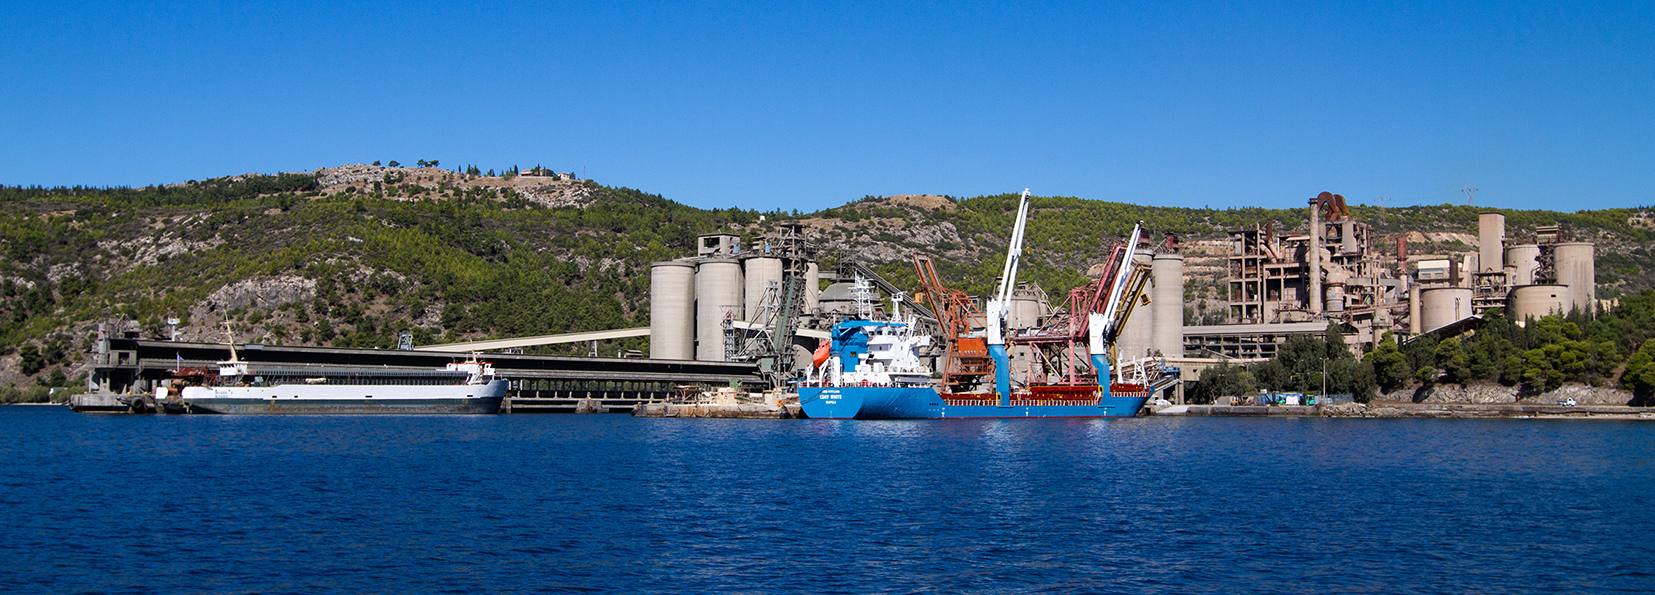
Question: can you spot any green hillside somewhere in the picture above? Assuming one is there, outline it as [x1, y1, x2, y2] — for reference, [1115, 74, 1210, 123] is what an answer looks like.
[4, 167, 1654, 398]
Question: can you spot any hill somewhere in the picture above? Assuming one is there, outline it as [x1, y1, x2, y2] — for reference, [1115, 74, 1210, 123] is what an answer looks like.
[4, 164, 1654, 395]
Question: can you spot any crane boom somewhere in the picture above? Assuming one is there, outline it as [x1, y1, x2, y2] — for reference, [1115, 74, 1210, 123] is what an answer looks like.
[986, 189, 1032, 346]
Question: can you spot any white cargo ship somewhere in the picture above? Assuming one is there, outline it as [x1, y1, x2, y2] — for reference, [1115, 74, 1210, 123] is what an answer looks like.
[162, 339, 507, 414]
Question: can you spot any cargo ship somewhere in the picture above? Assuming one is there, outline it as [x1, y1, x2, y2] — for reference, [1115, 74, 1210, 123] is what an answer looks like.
[795, 190, 1174, 420]
[162, 337, 506, 414]
[796, 319, 1155, 419]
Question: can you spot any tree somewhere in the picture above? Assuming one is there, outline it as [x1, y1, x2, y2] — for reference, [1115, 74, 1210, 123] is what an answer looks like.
[416, 159, 429, 167]
[388, 160, 401, 167]
[1364, 333, 1411, 392]
[372, 160, 381, 166]
[1435, 338, 1471, 384]
[1189, 362, 1257, 404]
[1623, 341, 1655, 394]
[18, 343, 42, 375]
[429, 159, 439, 168]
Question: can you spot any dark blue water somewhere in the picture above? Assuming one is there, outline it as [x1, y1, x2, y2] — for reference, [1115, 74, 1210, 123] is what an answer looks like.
[2, 407, 1651, 594]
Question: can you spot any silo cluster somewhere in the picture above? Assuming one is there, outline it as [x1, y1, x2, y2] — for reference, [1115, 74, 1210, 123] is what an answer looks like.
[649, 233, 820, 362]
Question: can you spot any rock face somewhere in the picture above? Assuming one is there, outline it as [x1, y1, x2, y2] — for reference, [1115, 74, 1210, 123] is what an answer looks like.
[203, 276, 317, 311]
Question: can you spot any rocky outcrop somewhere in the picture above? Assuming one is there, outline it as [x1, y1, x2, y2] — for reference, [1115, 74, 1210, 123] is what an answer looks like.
[1381, 382, 1635, 406]
[202, 276, 317, 311]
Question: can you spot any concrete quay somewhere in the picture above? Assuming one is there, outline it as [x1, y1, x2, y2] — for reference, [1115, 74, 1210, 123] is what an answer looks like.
[632, 402, 801, 419]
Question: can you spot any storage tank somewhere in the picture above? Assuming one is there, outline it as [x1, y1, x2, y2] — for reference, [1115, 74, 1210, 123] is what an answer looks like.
[1508, 284, 1569, 326]
[695, 258, 743, 361]
[1325, 284, 1346, 312]
[803, 262, 820, 314]
[1008, 283, 1048, 330]
[1554, 242, 1595, 314]
[1479, 212, 1505, 273]
[648, 261, 696, 360]
[1420, 287, 1473, 332]
[742, 256, 783, 322]
[816, 282, 857, 316]
[1151, 252, 1184, 358]
[1116, 249, 1157, 361]
[1504, 244, 1540, 286]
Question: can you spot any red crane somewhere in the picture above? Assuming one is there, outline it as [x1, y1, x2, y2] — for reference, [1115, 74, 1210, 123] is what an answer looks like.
[913, 253, 990, 393]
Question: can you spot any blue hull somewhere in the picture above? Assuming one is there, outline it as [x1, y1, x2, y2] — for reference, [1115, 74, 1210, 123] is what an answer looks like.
[798, 386, 1150, 419]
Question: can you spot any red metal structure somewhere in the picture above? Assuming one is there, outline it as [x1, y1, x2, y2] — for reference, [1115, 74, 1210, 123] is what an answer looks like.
[1007, 234, 1147, 386]
[913, 252, 990, 393]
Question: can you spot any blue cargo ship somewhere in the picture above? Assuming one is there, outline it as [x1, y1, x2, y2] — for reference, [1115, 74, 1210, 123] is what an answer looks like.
[796, 319, 1154, 419]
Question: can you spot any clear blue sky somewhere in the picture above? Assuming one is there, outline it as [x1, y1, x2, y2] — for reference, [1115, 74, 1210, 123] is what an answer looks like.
[3, 1, 1650, 212]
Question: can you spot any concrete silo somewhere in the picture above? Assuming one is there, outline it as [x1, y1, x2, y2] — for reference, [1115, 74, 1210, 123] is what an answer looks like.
[803, 262, 820, 314]
[1554, 242, 1595, 314]
[1008, 283, 1048, 330]
[1479, 212, 1505, 273]
[695, 258, 743, 361]
[1508, 284, 1569, 326]
[1420, 287, 1473, 332]
[1504, 244, 1541, 286]
[1151, 252, 1184, 358]
[648, 261, 696, 360]
[742, 255, 784, 322]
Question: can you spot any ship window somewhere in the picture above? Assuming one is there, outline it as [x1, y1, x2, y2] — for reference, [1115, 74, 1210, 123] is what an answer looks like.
[366, 395, 373, 398]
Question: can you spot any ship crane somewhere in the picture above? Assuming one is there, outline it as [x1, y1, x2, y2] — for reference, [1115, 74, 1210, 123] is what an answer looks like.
[1090, 223, 1144, 386]
[983, 189, 1033, 404]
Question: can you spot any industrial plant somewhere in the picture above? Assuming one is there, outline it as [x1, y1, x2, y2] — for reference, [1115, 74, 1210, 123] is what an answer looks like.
[647, 192, 1601, 405]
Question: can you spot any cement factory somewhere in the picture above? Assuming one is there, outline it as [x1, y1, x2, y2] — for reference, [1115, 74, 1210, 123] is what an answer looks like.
[645, 192, 1599, 402]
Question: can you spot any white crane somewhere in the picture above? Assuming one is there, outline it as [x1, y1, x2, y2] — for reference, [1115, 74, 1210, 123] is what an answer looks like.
[985, 189, 1032, 402]
[985, 188, 1032, 347]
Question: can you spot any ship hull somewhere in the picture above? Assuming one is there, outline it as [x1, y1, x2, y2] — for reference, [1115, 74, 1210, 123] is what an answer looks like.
[798, 386, 1150, 419]
[181, 380, 507, 415]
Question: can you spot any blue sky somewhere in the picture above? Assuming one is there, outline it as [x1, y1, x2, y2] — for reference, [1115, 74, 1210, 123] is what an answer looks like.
[2, 1, 1650, 212]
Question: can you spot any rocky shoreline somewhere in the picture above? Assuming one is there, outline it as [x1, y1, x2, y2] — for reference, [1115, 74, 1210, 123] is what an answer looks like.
[1153, 402, 1655, 419]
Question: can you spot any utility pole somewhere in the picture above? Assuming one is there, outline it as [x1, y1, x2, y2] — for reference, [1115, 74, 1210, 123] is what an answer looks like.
[1463, 185, 1478, 206]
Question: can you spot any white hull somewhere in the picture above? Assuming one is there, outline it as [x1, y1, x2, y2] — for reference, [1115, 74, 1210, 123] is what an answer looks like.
[180, 379, 508, 414]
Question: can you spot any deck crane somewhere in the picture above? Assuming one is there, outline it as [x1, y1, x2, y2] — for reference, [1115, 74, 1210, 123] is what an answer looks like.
[985, 189, 1033, 405]
[1088, 223, 1144, 387]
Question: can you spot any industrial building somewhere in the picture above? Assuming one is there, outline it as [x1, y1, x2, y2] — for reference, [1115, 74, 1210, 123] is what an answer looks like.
[1184, 194, 1598, 362]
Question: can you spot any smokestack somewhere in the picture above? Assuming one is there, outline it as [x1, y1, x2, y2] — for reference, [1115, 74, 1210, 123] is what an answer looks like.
[1310, 193, 1325, 315]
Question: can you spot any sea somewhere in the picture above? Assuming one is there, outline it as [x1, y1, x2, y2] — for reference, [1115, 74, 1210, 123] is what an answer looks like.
[1, 406, 1651, 594]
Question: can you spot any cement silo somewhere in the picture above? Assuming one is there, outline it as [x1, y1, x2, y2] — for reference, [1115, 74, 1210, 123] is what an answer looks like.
[648, 261, 696, 360]
[1508, 284, 1569, 326]
[1151, 252, 1184, 358]
[1008, 283, 1048, 330]
[1505, 244, 1540, 286]
[742, 256, 784, 322]
[1479, 212, 1505, 273]
[1554, 242, 1595, 314]
[695, 258, 743, 361]
[1116, 249, 1157, 361]
[1408, 284, 1422, 334]
[803, 262, 820, 313]
[1420, 287, 1472, 332]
